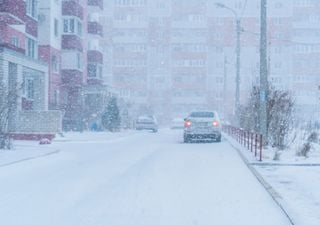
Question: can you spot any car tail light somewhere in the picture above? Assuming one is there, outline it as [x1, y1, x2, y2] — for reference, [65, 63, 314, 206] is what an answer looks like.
[213, 121, 220, 127]
[184, 120, 192, 127]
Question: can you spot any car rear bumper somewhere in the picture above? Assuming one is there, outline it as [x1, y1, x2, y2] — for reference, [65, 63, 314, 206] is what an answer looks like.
[136, 124, 157, 130]
[184, 130, 221, 140]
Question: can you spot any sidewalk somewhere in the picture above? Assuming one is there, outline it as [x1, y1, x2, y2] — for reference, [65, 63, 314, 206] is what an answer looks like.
[0, 141, 60, 168]
[0, 130, 138, 168]
[224, 134, 320, 225]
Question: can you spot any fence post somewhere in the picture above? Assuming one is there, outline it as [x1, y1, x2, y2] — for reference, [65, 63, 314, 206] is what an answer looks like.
[260, 134, 263, 161]
[255, 133, 258, 157]
[251, 133, 253, 152]
[247, 131, 250, 150]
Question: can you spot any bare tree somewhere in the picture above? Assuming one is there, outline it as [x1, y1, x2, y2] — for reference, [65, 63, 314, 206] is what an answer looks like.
[239, 85, 294, 149]
[0, 80, 18, 149]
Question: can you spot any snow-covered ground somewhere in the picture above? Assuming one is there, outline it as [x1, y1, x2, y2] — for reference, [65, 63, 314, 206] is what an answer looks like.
[225, 134, 320, 225]
[0, 129, 293, 225]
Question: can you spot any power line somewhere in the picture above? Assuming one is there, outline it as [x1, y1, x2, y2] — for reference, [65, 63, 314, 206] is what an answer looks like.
[242, 29, 320, 46]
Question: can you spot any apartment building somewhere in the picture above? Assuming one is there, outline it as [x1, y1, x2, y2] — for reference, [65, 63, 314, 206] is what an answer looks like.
[82, 0, 111, 130]
[38, 0, 62, 110]
[59, 0, 88, 130]
[0, 0, 61, 138]
[101, 0, 245, 121]
[102, 0, 320, 122]
[101, 0, 150, 122]
[291, 1, 320, 120]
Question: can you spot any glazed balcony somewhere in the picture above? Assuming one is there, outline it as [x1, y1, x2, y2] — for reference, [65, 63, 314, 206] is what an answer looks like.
[88, 0, 103, 10]
[87, 63, 103, 85]
[0, 0, 25, 24]
[62, 35, 83, 52]
[61, 69, 83, 86]
[88, 21, 103, 37]
[25, 16, 38, 37]
[87, 50, 103, 64]
[62, 0, 84, 19]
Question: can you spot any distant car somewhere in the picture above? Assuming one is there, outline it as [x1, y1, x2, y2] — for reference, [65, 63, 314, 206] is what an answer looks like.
[183, 111, 222, 143]
[135, 115, 158, 132]
[171, 118, 184, 129]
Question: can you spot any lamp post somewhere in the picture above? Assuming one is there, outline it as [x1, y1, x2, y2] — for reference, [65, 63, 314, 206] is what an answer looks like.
[215, 3, 241, 122]
[260, 0, 268, 144]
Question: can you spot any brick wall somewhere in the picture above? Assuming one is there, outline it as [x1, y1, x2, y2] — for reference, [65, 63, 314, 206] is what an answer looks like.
[13, 110, 62, 133]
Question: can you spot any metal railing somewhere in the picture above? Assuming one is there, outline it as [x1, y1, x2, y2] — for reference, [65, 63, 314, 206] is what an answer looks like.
[223, 125, 263, 161]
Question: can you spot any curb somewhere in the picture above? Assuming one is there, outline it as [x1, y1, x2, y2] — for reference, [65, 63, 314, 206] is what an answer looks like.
[224, 134, 296, 225]
[0, 149, 60, 168]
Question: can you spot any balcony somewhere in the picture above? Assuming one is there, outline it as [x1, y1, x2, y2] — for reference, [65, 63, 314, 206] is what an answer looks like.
[61, 69, 83, 86]
[62, 0, 84, 19]
[87, 50, 103, 64]
[62, 35, 83, 51]
[0, 0, 25, 24]
[88, 21, 103, 37]
[25, 16, 38, 37]
[88, 0, 103, 10]
[87, 63, 103, 84]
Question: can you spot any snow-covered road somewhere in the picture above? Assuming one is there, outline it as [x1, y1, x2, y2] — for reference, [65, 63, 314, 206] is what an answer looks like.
[0, 129, 292, 225]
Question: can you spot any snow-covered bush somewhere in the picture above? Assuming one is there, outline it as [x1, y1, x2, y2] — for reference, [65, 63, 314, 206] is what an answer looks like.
[295, 130, 319, 158]
[239, 85, 294, 149]
[296, 142, 311, 157]
[307, 131, 318, 143]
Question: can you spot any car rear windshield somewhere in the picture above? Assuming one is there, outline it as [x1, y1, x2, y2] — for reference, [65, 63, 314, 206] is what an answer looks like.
[190, 112, 215, 118]
[138, 116, 153, 121]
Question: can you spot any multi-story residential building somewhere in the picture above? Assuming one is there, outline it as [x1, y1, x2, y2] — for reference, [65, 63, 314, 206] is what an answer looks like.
[0, 0, 61, 139]
[101, 0, 242, 121]
[57, 0, 110, 131]
[38, 0, 62, 110]
[102, 0, 320, 123]
[101, 0, 150, 120]
[82, 0, 110, 129]
[291, 1, 320, 121]
[60, 0, 88, 130]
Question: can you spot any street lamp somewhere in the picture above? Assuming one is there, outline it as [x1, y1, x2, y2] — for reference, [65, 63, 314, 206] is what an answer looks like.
[215, 3, 241, 122]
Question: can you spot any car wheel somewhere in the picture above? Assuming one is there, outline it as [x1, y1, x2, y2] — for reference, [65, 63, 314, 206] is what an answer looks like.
[153, 129, 158, 133]
[216, 136, 222, 142]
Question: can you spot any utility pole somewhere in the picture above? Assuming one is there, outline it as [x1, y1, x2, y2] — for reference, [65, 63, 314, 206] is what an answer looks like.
[224, 56, 228, 118]
[215, 3, 241, 124]
[260, 0, 268, 144]
[235, 18, 241, 120]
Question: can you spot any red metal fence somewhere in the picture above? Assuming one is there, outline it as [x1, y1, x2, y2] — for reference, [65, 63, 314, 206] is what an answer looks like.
[223, 125, 263, 161]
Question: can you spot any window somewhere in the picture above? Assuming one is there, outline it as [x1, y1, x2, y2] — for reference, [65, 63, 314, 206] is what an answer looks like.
[24, 78, 34, 100]
[63, 18, 82, 36]
[77, 53, 82, 69]
[26, 38, 37, 59]
[26, 0, 37, 18]
[88, 64, 97, 77]
[11, 37, 20, 48]
[52, 56, 59, 72]
[77, 21, 82, 36]
[54, 19, 59, 37]
[54, 90, 60, 106]
[63, 19, 75, 33]
[98, 66, 102, 78]
[190, 112, 215, 118]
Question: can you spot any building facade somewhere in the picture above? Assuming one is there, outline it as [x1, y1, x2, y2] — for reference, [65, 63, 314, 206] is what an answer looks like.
[102, 0, 320, 123]
[0, 0, 62, 138]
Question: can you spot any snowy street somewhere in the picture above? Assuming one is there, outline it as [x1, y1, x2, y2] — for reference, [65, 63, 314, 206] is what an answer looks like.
[0, 129, 292, 225]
